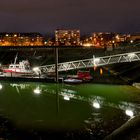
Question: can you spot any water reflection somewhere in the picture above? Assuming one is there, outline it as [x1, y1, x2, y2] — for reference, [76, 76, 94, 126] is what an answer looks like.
[61, 89, 75, 101]
[92, 96, 103, 109]
[93, 101, 101, 109]
[60, 88, 138, 118]
[125, 109, 134, 118]
[0, 83, 2, 90]
[0, 81, 138, 136]
[10, 83, 30, 89]
[33, 86, 42, 95]
[8, 82, 139, 119]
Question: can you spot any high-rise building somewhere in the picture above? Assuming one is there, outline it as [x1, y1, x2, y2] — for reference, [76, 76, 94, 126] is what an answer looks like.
[55, 29, 80, 46]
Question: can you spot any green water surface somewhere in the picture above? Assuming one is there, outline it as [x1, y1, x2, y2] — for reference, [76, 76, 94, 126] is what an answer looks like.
[0, 82, 139, 132]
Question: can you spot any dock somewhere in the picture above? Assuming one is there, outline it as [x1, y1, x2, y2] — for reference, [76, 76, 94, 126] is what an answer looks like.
[0, 75, 63, 83]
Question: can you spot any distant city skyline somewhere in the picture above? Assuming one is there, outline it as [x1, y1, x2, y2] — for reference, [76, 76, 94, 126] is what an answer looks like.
[0, 0, 139, 34]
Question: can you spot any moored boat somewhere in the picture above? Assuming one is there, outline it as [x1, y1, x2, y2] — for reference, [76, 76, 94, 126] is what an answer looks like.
[2, 54, 33, 77]
[77, 70, 93, 81]
[64, 78, 82, 84]
[65, 70, 92, 83]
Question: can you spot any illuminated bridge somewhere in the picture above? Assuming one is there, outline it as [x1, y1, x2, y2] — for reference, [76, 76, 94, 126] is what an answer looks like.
[37, 51, 140, 73]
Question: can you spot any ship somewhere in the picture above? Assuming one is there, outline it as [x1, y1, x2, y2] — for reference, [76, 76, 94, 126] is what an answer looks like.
[76, 70, 93, 81]
[2, 54, 33, 77]
[63, 78, 83, 84]
[66, 70, 92, 82]
[64, 70, 92, 84]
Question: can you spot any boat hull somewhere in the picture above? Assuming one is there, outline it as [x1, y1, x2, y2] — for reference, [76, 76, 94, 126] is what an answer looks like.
[3, 70, 33, 77]
[64, 78, 82, 84]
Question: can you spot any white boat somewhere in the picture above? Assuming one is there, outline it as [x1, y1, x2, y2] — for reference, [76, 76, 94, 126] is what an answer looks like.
[3, 54, 33, 77]
[64, 78, 82, 84]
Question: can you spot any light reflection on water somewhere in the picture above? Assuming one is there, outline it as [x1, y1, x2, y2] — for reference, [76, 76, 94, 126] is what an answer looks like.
[0, 82, 140, 132]
[0, 83, 3, 90]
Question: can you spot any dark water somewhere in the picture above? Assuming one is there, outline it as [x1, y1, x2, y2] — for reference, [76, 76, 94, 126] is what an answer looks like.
[0, 82, 140, 139]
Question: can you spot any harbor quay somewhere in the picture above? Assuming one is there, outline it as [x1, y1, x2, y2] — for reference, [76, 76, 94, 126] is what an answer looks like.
[0, 45, 140, 84]
[0, 0, 139, 138]
[0, 46, 140, 140]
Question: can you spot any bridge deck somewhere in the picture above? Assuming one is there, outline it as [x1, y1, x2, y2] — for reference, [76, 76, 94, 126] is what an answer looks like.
[38, 51, 140, 73]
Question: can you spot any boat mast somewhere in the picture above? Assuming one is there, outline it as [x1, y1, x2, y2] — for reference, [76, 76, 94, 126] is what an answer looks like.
[14, 53, 18, 64]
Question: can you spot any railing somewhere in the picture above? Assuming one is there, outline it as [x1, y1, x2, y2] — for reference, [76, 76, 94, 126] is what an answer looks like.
[38, 51, 140, 73]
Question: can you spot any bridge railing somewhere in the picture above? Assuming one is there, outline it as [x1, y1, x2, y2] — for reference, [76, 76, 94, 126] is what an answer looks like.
[38, 51, 140, 73]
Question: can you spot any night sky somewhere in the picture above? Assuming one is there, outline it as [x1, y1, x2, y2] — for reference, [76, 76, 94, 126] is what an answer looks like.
[0, 0, 139, 34]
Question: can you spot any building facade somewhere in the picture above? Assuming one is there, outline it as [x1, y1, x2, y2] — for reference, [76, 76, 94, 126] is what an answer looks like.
[0, 33, 44, 46]
[55, 29, 80, 46]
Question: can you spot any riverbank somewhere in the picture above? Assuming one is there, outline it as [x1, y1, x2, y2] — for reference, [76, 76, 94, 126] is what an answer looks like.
[104, 114, 140, 140]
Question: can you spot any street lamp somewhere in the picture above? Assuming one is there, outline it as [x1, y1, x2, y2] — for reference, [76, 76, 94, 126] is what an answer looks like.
[93, 55, 100, 66]
[130, 40, 133, 44]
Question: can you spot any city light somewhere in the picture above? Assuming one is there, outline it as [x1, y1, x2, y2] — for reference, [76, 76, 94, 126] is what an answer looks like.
[0, 33, 44, 46]
[115, 35, 120, 40]
[14, 34, 17, 37]
[55, 29, 80, 46]
[83, 43, 92, 47]
[0, 32, 139, 47]
[44, 41, 47, 45]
